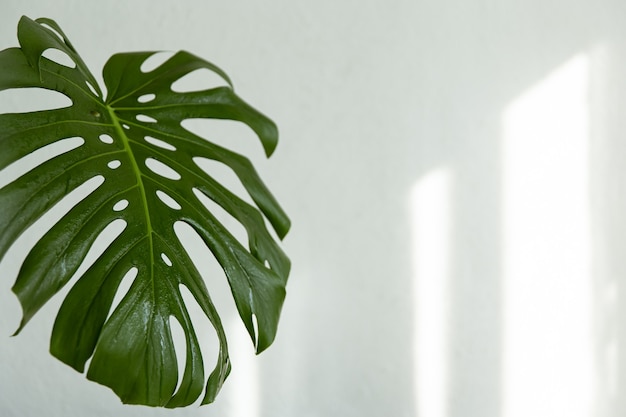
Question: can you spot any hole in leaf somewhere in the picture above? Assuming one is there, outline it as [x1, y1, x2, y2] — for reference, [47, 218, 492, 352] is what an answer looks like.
[107, 160, 121, 170]
[174, 222, 236, 320]
[252, 314, 259, 350]
[156, 190, 182, 210]
[42, 48, 76, 68]
[37, 216, 127, 334]
[107, 266, 138, 322]
[0, 137, 84, 189]
[192, 157, 255, 206]
[178, 283, 220, 391]
[175, 221, 260, 387]
[181, 118, 265, 158]
[140, 51, 175, 73]
[171, 68, 230, 93]
[112, 199, 129, 212]
[122, 124, 130, 130]
[169, 315, 187, 396]
[39, 23, 65, 41]
[0, 176, 108, 329]
[136, 114, 157, 123]
[75, 217, 127, 276]
[161, 253, 172, 266]
[85, 81, 99, 97]
[192, 188, 248, 250]
[99, 134, 114, 144]
[145, 158, 181, 180]
[145, 136, 176, 151]
[137, 93, 156, 103]
[264, 260, 270, 268]
[0, 88, 72, 113]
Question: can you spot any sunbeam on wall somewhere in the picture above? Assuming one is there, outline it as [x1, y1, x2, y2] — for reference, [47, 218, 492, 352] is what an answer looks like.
[228, 317, 259, 417]
[410, 168, 454, 417]
[502, 53, 594, 417]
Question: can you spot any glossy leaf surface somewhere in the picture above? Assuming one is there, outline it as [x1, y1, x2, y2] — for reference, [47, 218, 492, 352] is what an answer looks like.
[0, 16, 290, 407]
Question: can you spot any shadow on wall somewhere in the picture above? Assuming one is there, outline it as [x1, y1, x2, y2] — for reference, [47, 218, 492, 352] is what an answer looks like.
[254, 2, 626, 417]
[408, 9, 626, 417]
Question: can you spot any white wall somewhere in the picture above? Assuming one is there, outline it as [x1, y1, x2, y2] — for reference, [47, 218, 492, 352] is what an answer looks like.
[1, 1, 626, 416]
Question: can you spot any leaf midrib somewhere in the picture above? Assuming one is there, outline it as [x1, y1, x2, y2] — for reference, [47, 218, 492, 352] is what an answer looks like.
[106, 105, 156, 300]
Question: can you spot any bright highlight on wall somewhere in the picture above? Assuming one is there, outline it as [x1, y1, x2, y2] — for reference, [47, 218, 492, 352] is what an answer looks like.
[410, 168, 453, 417]
[502, 54, 594, 417]
[228, 317, 260, 417]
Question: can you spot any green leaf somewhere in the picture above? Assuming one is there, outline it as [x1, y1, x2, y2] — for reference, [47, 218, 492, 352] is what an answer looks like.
[0, 16, 290, 407]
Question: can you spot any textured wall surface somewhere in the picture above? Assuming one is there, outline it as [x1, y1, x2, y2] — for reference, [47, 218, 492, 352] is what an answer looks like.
[1, 1, 626, 416]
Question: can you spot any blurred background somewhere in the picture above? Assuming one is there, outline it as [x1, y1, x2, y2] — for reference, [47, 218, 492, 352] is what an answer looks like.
[1, 0, 626, 416]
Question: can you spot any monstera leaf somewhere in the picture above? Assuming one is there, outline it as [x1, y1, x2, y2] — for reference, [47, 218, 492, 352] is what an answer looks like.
[0, 16, 290, 407]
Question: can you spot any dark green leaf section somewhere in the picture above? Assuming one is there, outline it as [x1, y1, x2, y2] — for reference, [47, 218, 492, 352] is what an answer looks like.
[0, 16, 290, 407]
